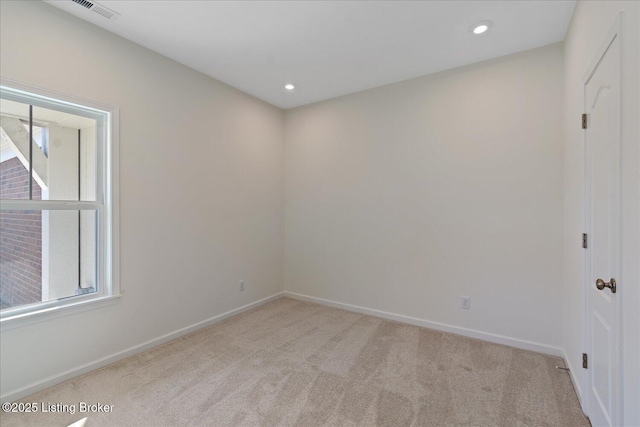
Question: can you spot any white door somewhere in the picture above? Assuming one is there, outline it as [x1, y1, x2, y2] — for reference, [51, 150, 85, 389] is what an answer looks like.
[584, 23, 622, 427]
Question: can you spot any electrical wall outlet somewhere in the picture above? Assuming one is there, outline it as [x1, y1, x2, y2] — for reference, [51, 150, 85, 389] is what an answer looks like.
[461, 296, 471, 310]
[239, 280, 245, 292]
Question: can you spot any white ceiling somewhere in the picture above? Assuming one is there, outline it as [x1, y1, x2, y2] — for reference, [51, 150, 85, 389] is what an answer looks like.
[45, 0, 576, 109]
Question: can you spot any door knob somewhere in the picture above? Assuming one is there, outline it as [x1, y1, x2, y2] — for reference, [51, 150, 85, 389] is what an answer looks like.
[596, 278, 617, 294]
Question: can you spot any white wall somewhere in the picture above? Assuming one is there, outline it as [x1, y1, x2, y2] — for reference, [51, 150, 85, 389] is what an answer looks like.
[563, 2, 640, 425]
[284, 44, 565, 349]
[0, 0, 284, 398]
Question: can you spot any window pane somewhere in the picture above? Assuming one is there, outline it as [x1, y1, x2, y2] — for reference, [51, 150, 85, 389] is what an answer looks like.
[0, 98, 99, 202]
[0, 209, 98, 310]
[0, 98, 34, 200]
[33, 106, 98, 202]
[1, 84, 114, 321]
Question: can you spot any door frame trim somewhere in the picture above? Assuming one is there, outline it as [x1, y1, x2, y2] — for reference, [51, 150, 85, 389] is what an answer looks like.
[582, 12, 625, 424]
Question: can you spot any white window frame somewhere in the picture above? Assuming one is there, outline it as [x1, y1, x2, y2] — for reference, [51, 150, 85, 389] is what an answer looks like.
[0, 79, 120, 331]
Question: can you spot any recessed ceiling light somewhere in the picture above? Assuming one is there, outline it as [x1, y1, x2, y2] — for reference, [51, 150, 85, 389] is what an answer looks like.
[473, 25, 488, 34]
[284, 83, 296, 91]
[472, 21, 492, 35]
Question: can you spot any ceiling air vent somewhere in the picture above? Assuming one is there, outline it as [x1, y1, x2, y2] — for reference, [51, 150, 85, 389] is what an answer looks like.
[73, 0, 93, 8]
[71, 0, 120, 20]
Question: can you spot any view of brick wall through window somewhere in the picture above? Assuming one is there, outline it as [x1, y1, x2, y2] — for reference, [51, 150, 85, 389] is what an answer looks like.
[0, 157, 42, 309]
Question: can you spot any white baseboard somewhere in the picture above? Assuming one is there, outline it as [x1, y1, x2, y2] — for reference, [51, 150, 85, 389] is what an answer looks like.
[1, 292, 284, 403]
[283, 291, 564, 357]
[562, 348, 586, 413]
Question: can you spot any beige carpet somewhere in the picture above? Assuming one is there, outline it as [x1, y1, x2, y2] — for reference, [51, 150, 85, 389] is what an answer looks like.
[1, 297, 589, 427]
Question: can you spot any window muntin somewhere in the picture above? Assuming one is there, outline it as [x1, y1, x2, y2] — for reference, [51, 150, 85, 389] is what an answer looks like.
[0, 84, 118, 324]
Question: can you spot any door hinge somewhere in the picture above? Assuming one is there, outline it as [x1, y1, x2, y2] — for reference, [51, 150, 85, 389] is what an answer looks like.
[582, 233, 588, 249]
[582, 113, 587, 129]
[583, 353, 588, 369]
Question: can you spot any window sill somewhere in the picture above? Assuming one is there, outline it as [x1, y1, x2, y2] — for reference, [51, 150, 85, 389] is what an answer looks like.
[0, 294, 122, 332]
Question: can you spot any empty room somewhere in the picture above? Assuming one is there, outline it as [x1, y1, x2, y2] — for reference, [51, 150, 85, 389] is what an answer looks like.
[0, 0, 638, 426]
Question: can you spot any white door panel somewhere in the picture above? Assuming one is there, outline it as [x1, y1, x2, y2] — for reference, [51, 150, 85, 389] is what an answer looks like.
[584, 26, 622, 427]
